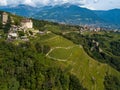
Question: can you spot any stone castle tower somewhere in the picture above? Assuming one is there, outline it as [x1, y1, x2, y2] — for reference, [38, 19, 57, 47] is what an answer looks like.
[2, 12, 8, 25]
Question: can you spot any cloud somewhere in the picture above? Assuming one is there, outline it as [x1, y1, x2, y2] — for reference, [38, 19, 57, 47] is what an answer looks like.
[33, 0, 87, 6]
[23, 0, 36, 6]
[0, 0, 87, 6]
[0, 0, 120, 10]
[94, 0, 99, 3]
[0, 0, 7, 6]
[84, 0, 120, 10]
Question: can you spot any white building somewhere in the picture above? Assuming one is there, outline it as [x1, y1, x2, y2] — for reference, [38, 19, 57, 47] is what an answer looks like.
[8, 32, 18, 39]
[21, 19, 33, 29]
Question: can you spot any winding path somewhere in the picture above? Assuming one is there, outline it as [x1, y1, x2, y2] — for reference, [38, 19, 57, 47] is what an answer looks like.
[46, 45, 82, 61]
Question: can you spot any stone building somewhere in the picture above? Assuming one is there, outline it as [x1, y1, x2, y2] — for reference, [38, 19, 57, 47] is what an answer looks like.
[21, 19, 33, 29]
[2, 12, 8, 25]
[8, 32, 18, 39]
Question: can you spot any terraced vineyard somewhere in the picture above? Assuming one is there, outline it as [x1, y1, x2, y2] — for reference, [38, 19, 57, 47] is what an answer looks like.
[32, 33, 120, 90]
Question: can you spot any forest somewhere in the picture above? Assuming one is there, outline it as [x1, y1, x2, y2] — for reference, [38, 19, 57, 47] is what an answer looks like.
[0, 40, 85, 90]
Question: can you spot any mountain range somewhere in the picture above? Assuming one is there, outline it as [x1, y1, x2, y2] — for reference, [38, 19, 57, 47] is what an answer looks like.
[0, 4, 120, 29]
[94, 9, 120, 25]
[0, 4, 39, 17]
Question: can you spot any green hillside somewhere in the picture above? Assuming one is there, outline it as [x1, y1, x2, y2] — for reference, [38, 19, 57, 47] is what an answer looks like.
[0, 11, 120, 90]
[31, 33, 120, 90]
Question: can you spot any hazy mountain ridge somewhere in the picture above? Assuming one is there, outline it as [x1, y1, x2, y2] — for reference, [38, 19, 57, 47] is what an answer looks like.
[34, 4, 104, 25]
[0, 4, 39, 17]
[0, 4, 120, 28]
[94, 9, 120, 24]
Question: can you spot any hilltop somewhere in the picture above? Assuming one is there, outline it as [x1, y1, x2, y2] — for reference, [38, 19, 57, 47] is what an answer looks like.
[0, 11, 120, 90]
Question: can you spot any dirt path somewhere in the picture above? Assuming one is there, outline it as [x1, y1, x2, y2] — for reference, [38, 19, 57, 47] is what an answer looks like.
[46, 45, 82, 61]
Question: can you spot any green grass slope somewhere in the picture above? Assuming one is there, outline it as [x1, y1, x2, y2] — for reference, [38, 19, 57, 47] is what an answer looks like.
[32, 33, 120, 90]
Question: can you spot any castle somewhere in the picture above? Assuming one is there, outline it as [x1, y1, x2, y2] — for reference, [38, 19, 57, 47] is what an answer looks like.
[21, 19, 33, 29]
[1, 12, 33, 29]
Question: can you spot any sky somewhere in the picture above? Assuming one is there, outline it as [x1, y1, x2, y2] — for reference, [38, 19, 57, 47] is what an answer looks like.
[0, 0, 120, 10]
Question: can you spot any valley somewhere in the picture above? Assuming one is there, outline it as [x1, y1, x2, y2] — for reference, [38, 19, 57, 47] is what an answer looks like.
[0, 11, 120, 90]
[1, 4, 120, 29]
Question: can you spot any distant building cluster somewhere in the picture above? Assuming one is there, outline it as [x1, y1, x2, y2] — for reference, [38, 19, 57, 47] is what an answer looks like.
[83, 25, 101, 32]
[0, 12, 50, 41]
[1, 12, 33, 28]
[0, 12, 33, 41]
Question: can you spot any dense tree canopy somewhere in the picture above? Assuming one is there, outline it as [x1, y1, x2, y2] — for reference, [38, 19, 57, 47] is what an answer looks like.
[0, 41, 85, 90]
